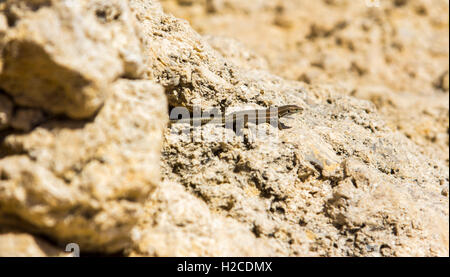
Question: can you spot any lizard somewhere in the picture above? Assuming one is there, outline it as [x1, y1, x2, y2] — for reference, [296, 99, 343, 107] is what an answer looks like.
[169, 105, 303, 133]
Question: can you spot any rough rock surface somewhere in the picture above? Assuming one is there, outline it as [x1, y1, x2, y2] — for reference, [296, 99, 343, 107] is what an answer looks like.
[129, 181, 278, 256]
[160, 0, 450, 166]
[0, 227, 69, 257]
[0, 93, 12, 130]
[0, 0, 448, 256]
[161, 82, 448, 256]
[0, 78, 167, 253]
[0, 0, 144, 118]
[1, 0, 167, 253]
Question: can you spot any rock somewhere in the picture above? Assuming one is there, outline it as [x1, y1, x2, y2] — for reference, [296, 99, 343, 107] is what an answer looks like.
[129, 181, 279, 256]
[0, 0, 145, 119]
[355, 86, 449, 165]
[157, 0, 448, 256]
[162, 82, 448, 256]
[0, 230, 68, 257]
[0, 0, 448, 257]
[442, 185, 449, 197]
[0, 79, 167, 253]
[435, 70, 449, 92]
[10, 108, 45, 131]
[0, 93, 12, 130]
[204, 35, 269, 71]
[0, 1, 166, 253]
[160, 0, 450, 169]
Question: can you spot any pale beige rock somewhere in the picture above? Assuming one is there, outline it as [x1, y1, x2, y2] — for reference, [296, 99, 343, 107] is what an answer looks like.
[162, 82, 449, 256]
[0, 93, 12, 130]
[130, 181, 279, 256]
[160, 0, 450, 168]
[204, 35, 269, 71]
[0, 79, 167, 253]
[0, 1, 166, 253]
[436, 70, 449, 92]
[442, 185, 449, 197]
[0, 0, 448, 257]
[156, 0, 448, 256]
[0, 230, 69, 257]
[355, 87, 449, 165]
[0, 0, 145, 119]
[0, 226, 73, 257]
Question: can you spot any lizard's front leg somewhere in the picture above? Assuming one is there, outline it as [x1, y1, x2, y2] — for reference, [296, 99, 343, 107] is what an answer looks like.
[278, 121, 291, 130]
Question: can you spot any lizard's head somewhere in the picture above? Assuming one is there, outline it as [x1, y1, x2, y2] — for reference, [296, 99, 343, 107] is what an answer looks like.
[278, 105, 303, 117]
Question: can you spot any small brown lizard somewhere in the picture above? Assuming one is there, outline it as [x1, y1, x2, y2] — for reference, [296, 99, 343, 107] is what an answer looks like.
[169, 105, 302, 133]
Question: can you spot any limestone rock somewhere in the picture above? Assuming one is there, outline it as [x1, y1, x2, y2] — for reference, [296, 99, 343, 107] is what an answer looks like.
[0, 0, 447, 257]
[10, 108, 45, 131]
[0, 0, 145, 119]
[0, 79, 167, 253]
[204, 35, 269, 71]
[162, 81, 448, 256]
[157, 0, 448, 256]
[0, 93, 12, 130]
[160, 0, 450, 169]
[0, 1, 166, 253]
[0, 230, 69, 257]
[130, 181, 279, 256]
